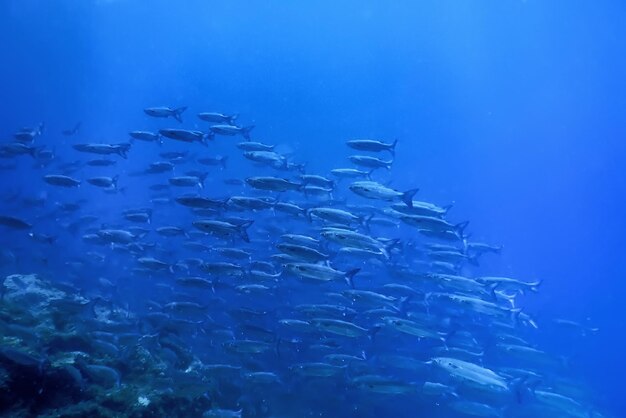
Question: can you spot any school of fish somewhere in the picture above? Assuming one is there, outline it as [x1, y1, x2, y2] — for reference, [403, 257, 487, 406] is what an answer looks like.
[0, 107, 608, 417]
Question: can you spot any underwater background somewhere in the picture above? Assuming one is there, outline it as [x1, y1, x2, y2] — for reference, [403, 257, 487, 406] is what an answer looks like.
[1, 1, 625, 417]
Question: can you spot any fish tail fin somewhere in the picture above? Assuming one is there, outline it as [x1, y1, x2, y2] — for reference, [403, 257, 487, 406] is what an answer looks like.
[396, 295, 412, 314]
[242, 125, 255, 140]
[275, 337, 282, 358]
[110, 176, 120, 192]
[442, 203, 454, 215]
[443, 322, 460, 345]
[401, 189, 419, 208]
[117, 144, 130, 159]
[368, 325, 382, 341]
[511, 376, 541, 404]
[361, 214, 374, 232]
[305, 209, 313, 223]
[389, 138, 398, 157]
[229, 114, 239, 125]
[468, 254, 480, 266]
[238, 220, 254, 243]
[344, 268, 360, 288]
[220, 156, 228, 169]
[510, 308, 522, 325]
[529, 279, 543, 293]
[510, 308, 537, 328]
[455, 220, 470, 236]
[173, 106, 187, 123]
[488, 283, 499, 301]
[384, 238, 402, 255]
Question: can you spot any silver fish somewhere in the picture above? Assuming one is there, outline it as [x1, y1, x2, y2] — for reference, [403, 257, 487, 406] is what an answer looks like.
[143, 106, 187, 122]
[346, 139, 397, 155]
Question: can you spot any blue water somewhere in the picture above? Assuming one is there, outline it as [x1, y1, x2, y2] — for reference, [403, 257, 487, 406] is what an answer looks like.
[1, 1, 625, 416]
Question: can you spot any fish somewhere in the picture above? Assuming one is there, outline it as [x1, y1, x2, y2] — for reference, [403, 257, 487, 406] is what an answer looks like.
[143, 106, 187, 122]
[309, 318, 370, 338]
[169, 174, 208, 189]
[176, 195, 226, 209]
[87, 176, 119, 190]
[276, 243, 329, 263]
[236, 141, 275, 151]
[382, 317, 445, 341]
[346, 139, 398, 156]
[97, 229, 138, 244]
[0, 215, 32, 230]
[351, 375, 417, 394]
[61, 122, 81, 136]
[400, 214, 468, 236]
[129, 130, 162, 144]
[330, 168, 372, 179]
[389, 201, 451, 217]
[285, 263, 359, 286]
[431, 357, 509, 392]
[448, 401, 502, 417]
[223, 339, 272, 354]
[203, 408, 242, 418]
[307, 207, 365, 226]
[349, 181, 417, 207]
[0, 142, 39, 158]
[43, 174, 81, 187]
[138, 257, 172, 272]
[228, 196, 276, 210]
[13, 123, 44, 143]
[73, 143, 131, 159]
[146, 161, 175, 173]
[245, 176, 302, 192]
[290, 362, 345, 377]
[300, 175, 335, 189]
[197, 155, 228, 168]
[348, 155, 393, 170]
[476, 276, 542, 294]
[209, 124, 254, 140]
[192, 219, 254, 242]
[28, 232, 56, 244]
[242, 150, 286, 167]
[197, 112, 238, 124]
[274, 202, 306, 217]
[164, 301, 206, 313]
[213, 247, 252, 260]
[281, 234, 320, 247]
[320, 227, 393, 257]
[159, 128, 210, 145]
[86, 159, 117, 167]
[123, 208, 152, 223]
[156, 226, 187, 237]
